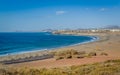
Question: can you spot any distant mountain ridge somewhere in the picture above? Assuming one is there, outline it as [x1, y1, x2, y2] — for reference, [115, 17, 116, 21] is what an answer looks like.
[104, 25, 120, 29]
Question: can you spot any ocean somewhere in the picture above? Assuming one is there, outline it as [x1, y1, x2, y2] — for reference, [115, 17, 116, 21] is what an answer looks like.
[0, 32, 96, 56]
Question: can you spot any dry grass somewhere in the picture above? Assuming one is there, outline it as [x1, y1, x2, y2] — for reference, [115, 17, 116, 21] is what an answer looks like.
[100, 52, 108, 56]
[53, 49, 99, 60]
[53, 49, 87, 60]
[0, 59, 120, 75]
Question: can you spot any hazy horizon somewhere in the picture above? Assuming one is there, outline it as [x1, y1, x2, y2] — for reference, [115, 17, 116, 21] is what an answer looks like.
[0, 0, 120, 32]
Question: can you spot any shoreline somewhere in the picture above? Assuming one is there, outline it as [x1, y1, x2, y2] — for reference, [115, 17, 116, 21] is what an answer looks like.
[1, 32, 120, 68]
[0, 35, 99, 59]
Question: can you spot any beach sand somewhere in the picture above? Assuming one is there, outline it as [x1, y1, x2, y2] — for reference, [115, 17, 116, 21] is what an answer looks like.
[1, 32, 120, 68]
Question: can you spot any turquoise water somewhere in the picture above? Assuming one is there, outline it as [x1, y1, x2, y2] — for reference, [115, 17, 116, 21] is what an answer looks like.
[0, 32, 96, 56]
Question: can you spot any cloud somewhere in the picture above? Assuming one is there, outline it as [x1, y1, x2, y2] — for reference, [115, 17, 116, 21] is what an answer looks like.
[56, 11, 66, 15]
[99, 8, 106, 12]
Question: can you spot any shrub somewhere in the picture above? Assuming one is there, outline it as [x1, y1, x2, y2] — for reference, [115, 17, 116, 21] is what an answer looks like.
[54, 56, 64, 60]
[73, 55, 85, 58]
[55, 51, 65, 56]
[50, 51, 58, 56]
[65, 54, 72, 59]
[53, 49, 88, 60]
[77, 51, 86, 55]
[70, 49, 78, 55]
[100, 52, 108, 56]
[88, 52, 97, 56]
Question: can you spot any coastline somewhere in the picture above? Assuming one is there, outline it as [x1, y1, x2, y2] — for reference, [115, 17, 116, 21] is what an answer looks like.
[0, 34, 98, 60]
[1, 32, 120, 68]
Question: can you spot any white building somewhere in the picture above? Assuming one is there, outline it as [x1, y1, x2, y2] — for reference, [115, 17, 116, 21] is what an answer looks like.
[110, 29, 120, 32]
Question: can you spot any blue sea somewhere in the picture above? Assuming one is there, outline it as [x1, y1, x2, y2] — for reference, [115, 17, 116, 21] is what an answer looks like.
[0, 32, 96, 56]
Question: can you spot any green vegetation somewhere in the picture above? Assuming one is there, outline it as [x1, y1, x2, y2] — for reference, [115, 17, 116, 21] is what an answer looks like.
[0, 59, 120, 75]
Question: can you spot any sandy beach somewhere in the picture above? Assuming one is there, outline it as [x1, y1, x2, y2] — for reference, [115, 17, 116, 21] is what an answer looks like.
[0, 32, 120, 69]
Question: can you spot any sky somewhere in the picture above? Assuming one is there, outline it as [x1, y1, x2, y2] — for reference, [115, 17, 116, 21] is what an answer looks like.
[0, 0, 120, 32]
